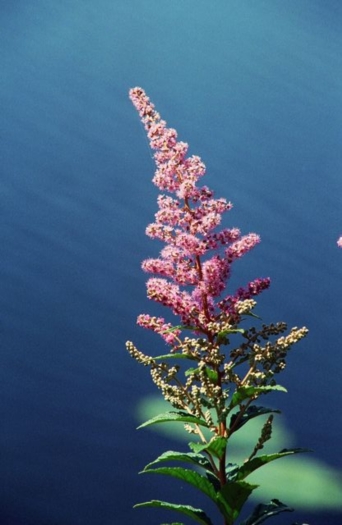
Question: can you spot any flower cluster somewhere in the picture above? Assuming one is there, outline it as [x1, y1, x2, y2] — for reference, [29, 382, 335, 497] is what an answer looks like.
[128, 87, 270, 343]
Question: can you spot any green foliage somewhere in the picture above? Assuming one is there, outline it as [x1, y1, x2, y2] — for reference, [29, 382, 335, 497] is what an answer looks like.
[189, 437, 227, 460]
[229, 406, 281, 433]
[229, 386, 287, 410]
[141, 466, 218, 501]
[161, 523, 185, 525]
[137, 411, 208, 430]
[138, 452, 260, 525]
[133, 378, 310, 524]
[137, 396, 342, 511]
[235, 449, 310, 481]
[154, 353, 196, 361]
[240, 499, 294, 525]
[128, 295, 310, 524]
[217, 481, 259, 524]
[136, 440, 310, 525]
[144, 450, 213, 471]
[134, 500, 214, 525]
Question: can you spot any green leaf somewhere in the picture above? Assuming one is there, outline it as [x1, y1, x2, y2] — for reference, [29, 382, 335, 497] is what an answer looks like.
[216, 481, 258, 523]
[185, 367, 218, 382]
[229, 385, 287, 409]
[244, 311, 262, 320]
[189, 437, 228, 460]
[230, 406, 281, 433]
[205, 367, 218, 382]
[134, 500, 214, 525]
[144, 450, 213, 471]
[218, 328, 246, 337]
[217, 328, 246, 344]
[154, 353, 196, 360]
[240, 499, 293, 525]
[141, 466, 217, 502]
[205, 469, 221, 491]
[236, 448, 310, 481]
[226, 463, 240, 481]
[161, 523, 184, 525]
[185, 367, 200, 377]
[162, 325, 198, 333]
[137, 411, 208, 430]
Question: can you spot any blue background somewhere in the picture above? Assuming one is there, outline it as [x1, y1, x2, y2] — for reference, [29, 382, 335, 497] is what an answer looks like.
[1, 1, 342, 524]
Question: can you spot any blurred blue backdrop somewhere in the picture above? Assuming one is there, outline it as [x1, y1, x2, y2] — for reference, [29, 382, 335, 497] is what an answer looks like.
[1, 1, 342, 524]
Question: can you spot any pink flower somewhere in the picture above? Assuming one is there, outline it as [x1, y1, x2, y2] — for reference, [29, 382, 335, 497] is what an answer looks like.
[226, 234, 260, 262]
[201, 256, 230, 296]
[337, 236, 342, 248]
[129, 87, 270, 344]
[137, 314, 180, 344]
[146, 278, 199, 324]
[218, 277, 271, 317]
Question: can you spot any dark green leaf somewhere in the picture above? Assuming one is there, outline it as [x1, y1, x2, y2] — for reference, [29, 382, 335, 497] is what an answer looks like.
[205, 470, 221, 491]
[161, 523, 184, 525]
[236, 448, 310, 481]
[141, 466, 217, 501]
[134, 500, 214, 525]
[144, 450, 213, 471]
[278, 446, 312, 454]
[229, 406, 281, 433]
[189, 437, 227, 460]
[216, 481, 258, 523]
[240, 499, 293, 525]
[229, 385, 287, 409]
[230, 355, 250, 368]
[137, 411, 208, 430]
[225, 463, 240, 481]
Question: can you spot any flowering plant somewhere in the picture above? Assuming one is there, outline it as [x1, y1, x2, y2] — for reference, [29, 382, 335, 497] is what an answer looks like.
[126, 87, 309, 525]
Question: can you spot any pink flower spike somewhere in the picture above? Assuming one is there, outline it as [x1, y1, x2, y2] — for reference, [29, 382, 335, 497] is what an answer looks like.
[218, 277, 271, 315]
[146, 278, 199, 323]
[226, 233, 260, 262]
[137, 314, 181, 344]
[142, 258, 175, 277]
[129, 87, 270, 344]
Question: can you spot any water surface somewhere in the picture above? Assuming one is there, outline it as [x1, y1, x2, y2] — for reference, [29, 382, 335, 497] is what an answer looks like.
[1, 1, 342, 524]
